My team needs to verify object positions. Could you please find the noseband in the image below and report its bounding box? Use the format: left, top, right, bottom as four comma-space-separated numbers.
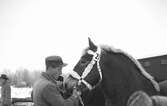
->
70, 47, 102, 90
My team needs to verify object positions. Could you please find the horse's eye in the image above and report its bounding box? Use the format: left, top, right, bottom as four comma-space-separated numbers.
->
80, 59, 88, 65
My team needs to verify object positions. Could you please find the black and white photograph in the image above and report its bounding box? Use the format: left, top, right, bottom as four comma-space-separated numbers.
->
0, 0, 167, 106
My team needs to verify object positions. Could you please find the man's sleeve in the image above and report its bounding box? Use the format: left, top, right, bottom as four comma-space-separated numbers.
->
42, 84, 79, 106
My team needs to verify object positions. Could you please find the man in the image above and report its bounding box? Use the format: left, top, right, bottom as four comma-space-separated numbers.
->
33, 55, 80, 106
0, 74, 11, 106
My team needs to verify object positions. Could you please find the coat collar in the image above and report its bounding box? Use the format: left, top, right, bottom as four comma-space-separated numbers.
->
41, 72, 57, 84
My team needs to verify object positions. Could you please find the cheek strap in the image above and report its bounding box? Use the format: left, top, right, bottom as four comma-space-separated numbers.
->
70, 70, 93, 90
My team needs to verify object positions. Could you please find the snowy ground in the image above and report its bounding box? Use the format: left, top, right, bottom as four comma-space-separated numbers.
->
11, 86, 32, 98
0, 86, 33, 106
0, 86, 32, 98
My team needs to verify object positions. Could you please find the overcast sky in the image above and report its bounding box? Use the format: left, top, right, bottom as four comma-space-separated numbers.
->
0, 0, 167, 73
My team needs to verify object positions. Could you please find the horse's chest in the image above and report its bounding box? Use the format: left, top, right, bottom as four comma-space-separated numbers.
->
105, 99, 114, 106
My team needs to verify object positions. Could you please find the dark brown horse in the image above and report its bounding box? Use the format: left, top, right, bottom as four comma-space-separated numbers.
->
65, 38, 160, 106
64, 74, 106, 106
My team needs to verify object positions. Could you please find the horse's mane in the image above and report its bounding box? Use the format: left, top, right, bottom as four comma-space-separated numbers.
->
100, 45, 160, 92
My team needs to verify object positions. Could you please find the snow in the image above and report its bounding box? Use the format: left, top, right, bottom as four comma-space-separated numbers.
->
0, 86, 32, 98
11, 86, 32, 98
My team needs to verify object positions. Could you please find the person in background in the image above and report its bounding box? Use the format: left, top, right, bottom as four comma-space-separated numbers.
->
0, 74, 11, 106
33, 55, 81, 106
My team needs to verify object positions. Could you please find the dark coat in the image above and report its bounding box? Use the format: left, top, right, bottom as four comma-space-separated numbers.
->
1, 80, 11, 106
33, 72, 79, 106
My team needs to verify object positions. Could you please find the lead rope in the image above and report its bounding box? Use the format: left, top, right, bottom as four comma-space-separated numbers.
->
78, 95, 84, 106
73, 86, 84, 106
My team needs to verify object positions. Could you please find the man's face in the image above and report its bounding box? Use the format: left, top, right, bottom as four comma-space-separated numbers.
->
48, 66, 63, 78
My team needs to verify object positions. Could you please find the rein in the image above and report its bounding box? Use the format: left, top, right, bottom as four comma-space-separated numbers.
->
70, 47, 102, 90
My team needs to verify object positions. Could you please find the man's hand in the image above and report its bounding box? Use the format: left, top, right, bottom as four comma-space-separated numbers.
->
72, 87, 81, 98
56, 81, 63, 87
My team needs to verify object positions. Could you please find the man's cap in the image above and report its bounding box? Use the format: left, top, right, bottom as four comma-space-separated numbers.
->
0, 74, 8, 80
45, 56, 67, 68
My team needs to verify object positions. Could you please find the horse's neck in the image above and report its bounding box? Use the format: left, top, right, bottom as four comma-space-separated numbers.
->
101, 62, 154, 105
98, 52, 158, 105
101, 70, 136, 105
101, 67, 158, 106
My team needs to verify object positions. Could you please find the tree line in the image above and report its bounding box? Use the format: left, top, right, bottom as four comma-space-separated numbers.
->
1, 68, 43, 87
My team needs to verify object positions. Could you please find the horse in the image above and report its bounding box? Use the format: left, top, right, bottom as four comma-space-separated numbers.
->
64, 74, 106, 106
65, 38, 160, 106
79, 85, 106, 106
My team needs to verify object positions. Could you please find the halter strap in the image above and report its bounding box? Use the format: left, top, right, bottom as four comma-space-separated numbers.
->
70, 47, 102, 90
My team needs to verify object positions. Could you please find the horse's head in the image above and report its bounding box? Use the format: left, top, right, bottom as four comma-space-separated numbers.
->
65, 38, 102, 92
65, 73, 106, 106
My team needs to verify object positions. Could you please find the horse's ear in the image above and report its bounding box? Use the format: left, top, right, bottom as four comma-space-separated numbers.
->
88, 37, 97, 51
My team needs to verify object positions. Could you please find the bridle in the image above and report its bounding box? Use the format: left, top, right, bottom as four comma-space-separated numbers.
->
70, 47, 102, 90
